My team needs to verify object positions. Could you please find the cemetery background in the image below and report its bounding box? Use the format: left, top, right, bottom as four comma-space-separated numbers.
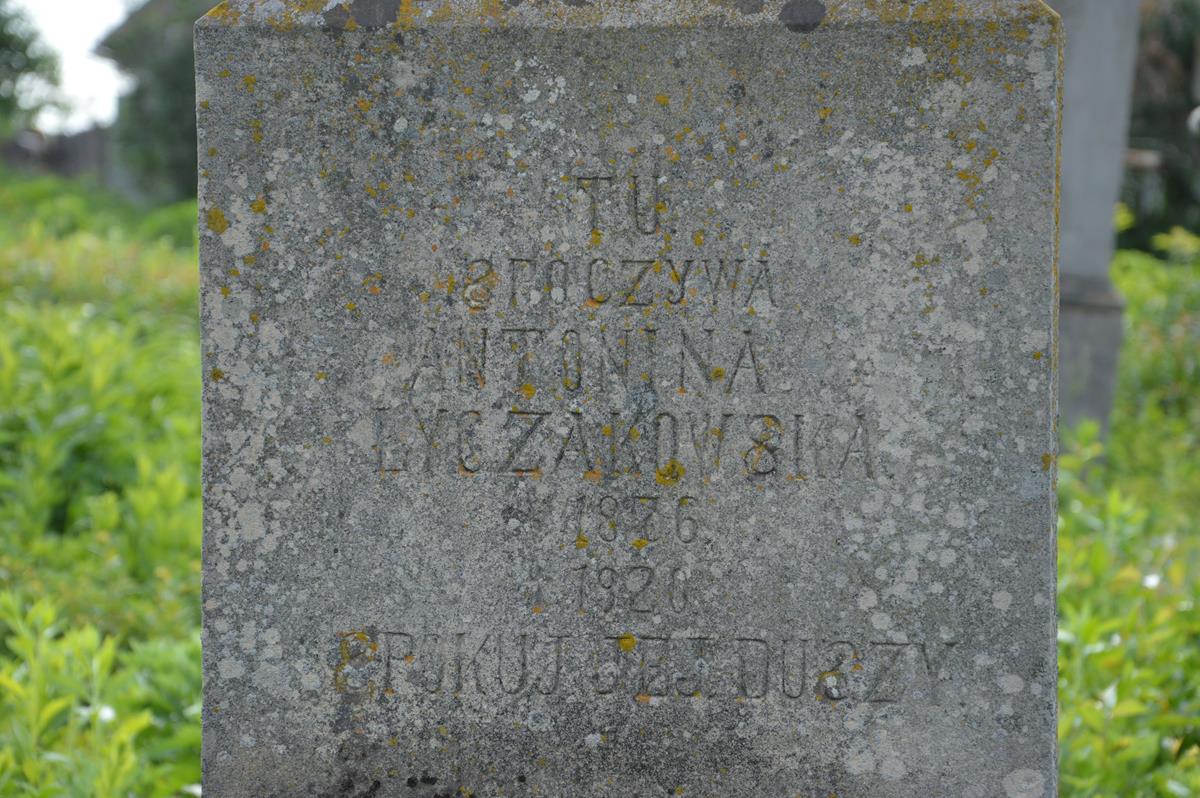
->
0, 0, 1195, 795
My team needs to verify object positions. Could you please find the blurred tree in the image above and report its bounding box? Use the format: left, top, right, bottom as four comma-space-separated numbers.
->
98, 0, 211, 201
1121, 0, 1200, 251
0, 0, 57, 136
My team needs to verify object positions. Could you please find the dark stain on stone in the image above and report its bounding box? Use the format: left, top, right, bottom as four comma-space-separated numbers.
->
779, 0, 826, 33
323, 0, 401, 28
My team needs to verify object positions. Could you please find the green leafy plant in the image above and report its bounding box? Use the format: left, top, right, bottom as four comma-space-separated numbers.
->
1057, 251, 1200, 797
0, 168, 201, 797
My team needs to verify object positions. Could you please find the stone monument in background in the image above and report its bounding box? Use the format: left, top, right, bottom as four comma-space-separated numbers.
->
197, 1, 1062, 795
1052, 0, 1141, 432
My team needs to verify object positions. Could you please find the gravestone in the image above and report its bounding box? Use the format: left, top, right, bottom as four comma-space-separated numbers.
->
1052, 0, 1141, 432
196, 2, 1061, 796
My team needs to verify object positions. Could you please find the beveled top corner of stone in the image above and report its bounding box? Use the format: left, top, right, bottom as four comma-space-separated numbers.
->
197, 0, 1060, 33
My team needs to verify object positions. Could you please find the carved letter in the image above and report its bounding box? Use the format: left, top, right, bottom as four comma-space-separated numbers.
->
629, 174, 662, 235
501, 411, 550, 475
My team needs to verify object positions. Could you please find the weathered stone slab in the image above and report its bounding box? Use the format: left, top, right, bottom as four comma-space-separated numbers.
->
196, 2, 1061, 795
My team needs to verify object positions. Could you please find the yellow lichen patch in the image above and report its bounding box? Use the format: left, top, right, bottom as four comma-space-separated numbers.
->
635, 693, 652, 704
356, 98, 373, 113
205, 3, 242, 24
655, 459, 686, 487
655, 94, 670, 107
322, 436, 333, 445
632, 538, 650, 551
243, 75, 257, 93
590, 228, 603, 248
912, 252, 938, 269
575, 533, 589, 549
382, 353, 396, 366
250, 196, 267, 214
1041, 453, 1055, 471
1033, 351, 1044, 361
956, 169, 982, 189
583, 467, 603, 483
210, 368, 225, 382
818, 107, 833, 120
519, 383, 537, 400
618, 633, 637, 652
394, 0, 417, 29
710, 366, 726, 382
206, 208, 229, 234
848, 234, 862, 247
345, 302, 357, 311
531, 605, 544, 615
693, 230, 705, 247
315, 371, 328, 381
480, 0, 505, 22
904, 203, 914, 213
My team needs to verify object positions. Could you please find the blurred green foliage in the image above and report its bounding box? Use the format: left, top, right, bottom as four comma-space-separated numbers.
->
0, 169, 1197, 794
0, 168, 201, 796
1121, 0, 1200, 251
0, 0, 56, 137
1057, 236, 1200, 795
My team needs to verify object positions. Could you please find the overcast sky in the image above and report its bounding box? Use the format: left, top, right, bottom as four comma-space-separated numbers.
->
13, 0, 134, 133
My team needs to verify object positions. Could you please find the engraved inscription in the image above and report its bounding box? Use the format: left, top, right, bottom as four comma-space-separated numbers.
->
334, 630, 959, 705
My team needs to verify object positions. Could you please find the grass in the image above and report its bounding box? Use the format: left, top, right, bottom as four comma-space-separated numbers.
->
0, 169, 1197, 796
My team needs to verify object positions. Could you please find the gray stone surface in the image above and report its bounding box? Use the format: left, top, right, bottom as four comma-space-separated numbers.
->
1052, 0, 1140, 431
196, 1, 1062, 795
